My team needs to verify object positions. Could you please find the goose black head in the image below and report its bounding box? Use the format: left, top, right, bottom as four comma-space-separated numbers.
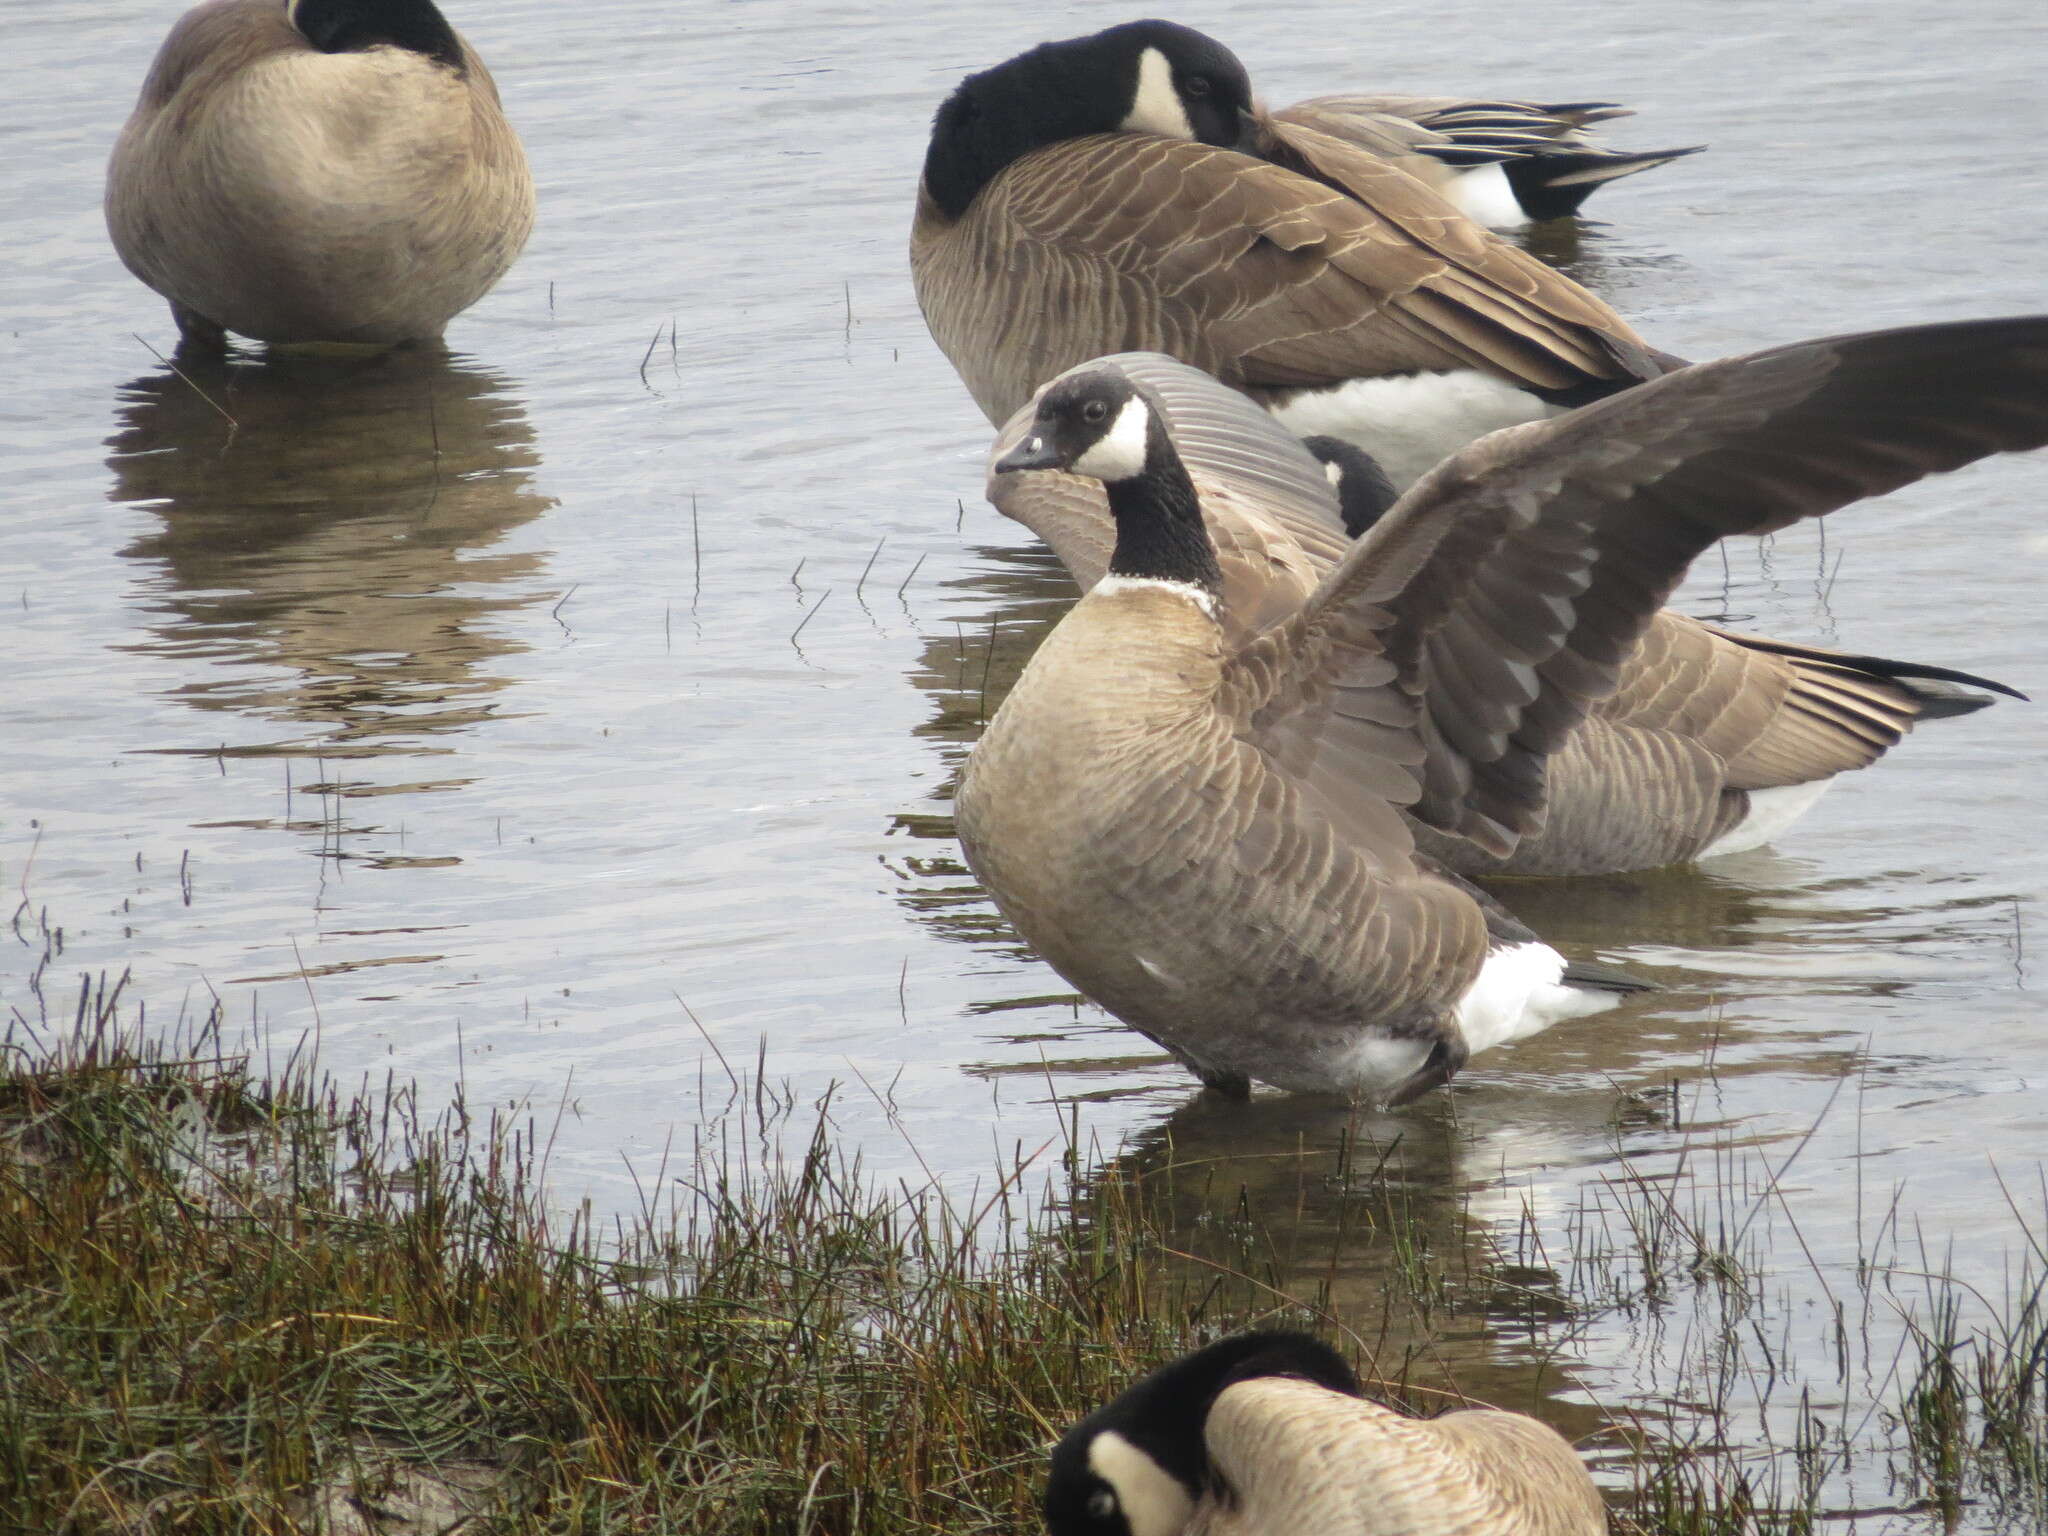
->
1092, 20, 1256, 148
994, 366, 1223, 595
923, 20, 1257, 220
289, 0, 464, 71
1043, 1333, 1360, 1536
994, 367, 1156, 481
1301, 434, 1400, 538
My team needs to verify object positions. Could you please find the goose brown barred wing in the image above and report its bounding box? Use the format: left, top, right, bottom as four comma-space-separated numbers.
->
1240, 118, 1660, 383
912, 127, 1659, 426
1222, 318, 2048, 858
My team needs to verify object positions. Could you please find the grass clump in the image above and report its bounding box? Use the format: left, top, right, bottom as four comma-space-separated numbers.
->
8, 975, 2048, 1534
0, 981, 1300, 1534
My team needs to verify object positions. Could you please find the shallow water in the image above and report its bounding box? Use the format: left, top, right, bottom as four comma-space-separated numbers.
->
5, 0, 2048, 1523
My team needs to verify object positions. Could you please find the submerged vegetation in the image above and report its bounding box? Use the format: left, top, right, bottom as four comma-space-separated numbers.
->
2, 974, 2047, 1533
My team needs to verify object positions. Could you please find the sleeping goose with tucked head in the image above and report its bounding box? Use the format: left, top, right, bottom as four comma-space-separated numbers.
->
957, 319, 2048, 1102
107, 0, 535, 348
911, 19, 1674, 488
984, 353, 2022, 879
1045, 1333, 1607, 1536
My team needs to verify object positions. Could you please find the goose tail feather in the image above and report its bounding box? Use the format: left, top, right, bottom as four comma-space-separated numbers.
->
1505, 144, 1705, 219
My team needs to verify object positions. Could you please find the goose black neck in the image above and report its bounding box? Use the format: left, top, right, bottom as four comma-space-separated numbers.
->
1103, 434, 1223, 596
293, 0, 464, 72
1302, 435, 1399, 539
922, 35, 1139, 221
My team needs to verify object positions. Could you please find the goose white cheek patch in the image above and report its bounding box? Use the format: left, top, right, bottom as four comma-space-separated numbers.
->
1120, 47, 1196, 140
1087, 1430, 1195, 1536
1070, 397, 1151, 481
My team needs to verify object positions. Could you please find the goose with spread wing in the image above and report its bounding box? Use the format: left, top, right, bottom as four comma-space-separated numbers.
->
911, 20, 1677, 489
985, 353, 2020, 879
956, 320, 2048, 1102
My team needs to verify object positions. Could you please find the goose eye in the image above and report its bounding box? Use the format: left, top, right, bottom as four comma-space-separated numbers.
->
1086, 1488, 1119, 1520
1183, 75, 1212, 97
1082, 399, 1110, 424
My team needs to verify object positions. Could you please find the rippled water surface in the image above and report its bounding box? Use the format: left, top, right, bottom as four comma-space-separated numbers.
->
6, 0, 2048, 1523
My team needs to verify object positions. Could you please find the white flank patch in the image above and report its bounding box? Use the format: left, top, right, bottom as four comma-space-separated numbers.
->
1119, 46, 1197, 140
1267, 370, 1561, 490
1070, 395, 1152, 482
1698, 779, 1835, 859
1087, 1431, 1195, 1536
1446, 162, 1528, 230
1328, 1034, 1433, 1097
1091, 573, 1219, 618
1455, 941, 1620, 1054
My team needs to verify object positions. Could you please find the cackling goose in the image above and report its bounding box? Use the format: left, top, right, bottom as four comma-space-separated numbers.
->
957, 321, 2048, 1101
985, 352, 2021, 879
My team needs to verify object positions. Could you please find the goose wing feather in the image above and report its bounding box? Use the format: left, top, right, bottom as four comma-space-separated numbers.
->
1277, 93, 1648, 172
1600, 615, 1934, 785
1243, 119, 1655, 378
1223, 317, 2048, 857
1257, 97, 1503, 190
917, 130, 1653, 423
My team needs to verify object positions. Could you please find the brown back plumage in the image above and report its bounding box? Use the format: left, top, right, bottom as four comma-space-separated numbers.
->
1190, 1378, 1606, 1536
913, 118, 1659, 429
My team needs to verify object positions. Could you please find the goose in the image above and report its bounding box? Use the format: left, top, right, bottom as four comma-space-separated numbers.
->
911, 19, 1677, 488
1045, 1333, 1606, 1536
985, 352, 2022, 880
956, 319, 2048, 1101
1273, 95, 1701, 230
107, 0, 535, 348
1301, 435, 1399, 537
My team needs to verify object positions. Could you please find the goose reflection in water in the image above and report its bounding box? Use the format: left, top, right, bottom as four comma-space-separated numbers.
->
1045, 1087, 1621, 1460
888, 542, 1072, 954
106, 343, 554, 764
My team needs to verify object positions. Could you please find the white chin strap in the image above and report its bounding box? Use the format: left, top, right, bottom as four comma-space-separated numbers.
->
1087, 1431, 1197, 1536
1070, 397, 1151, 481
1119, 48, 1197, 141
